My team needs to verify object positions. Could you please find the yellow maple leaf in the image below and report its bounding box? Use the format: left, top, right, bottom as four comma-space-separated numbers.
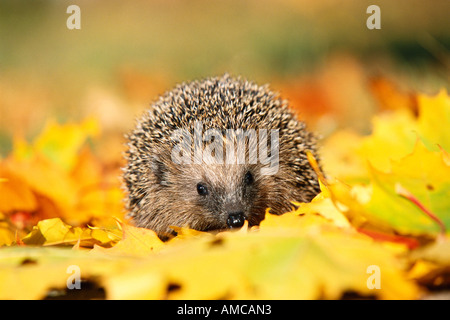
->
159, 212, 419, 299
0, 246, 130, 299
358, 109, 418, 172
92, 221, 164, 257
14, 118, 99, 171
417, 89, 450, 152
323, 89, 450, 180
0, 213, 16, 247
0, 169, 37, 214
21, 218, 117, 248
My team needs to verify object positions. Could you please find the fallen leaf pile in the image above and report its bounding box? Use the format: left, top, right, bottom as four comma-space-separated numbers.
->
0, 88, 449, 300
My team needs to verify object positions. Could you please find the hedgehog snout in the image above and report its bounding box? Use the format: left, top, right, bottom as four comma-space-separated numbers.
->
226, 211, 246, 229
222, 198, 247, 229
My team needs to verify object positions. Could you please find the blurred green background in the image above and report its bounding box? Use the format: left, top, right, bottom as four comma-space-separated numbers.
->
0, 0, 449, 156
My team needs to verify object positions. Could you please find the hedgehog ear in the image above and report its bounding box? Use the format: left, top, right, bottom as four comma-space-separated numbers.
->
151, 155, 168, 186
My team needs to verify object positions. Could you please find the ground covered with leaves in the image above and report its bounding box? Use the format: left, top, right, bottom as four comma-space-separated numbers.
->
0, 85, 449, 300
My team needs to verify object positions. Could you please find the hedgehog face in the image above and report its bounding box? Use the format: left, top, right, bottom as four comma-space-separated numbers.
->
159, 161, 267, 233
130, 150, 284, 240
189, 165, 265, 230
149, 128, 276, 233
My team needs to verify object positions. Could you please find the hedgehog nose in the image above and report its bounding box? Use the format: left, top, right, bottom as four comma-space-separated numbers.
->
227, 212, 245, 229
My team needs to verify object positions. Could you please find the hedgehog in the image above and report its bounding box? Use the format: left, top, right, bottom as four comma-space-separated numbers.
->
123, 74, 320, 240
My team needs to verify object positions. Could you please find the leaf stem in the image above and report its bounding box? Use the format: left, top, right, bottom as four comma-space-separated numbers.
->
395, 183, 446, 236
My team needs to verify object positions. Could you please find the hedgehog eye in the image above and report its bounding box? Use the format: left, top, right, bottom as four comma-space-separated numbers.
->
197, 183, 208, 196
244, 171, 254, 185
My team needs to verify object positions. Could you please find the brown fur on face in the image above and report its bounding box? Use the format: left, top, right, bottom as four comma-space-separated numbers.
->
123, 75, 320, 240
